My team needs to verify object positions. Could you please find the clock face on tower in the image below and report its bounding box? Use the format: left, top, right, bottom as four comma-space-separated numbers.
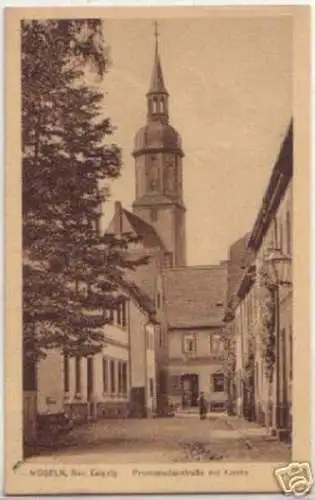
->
164, 154, 177, 194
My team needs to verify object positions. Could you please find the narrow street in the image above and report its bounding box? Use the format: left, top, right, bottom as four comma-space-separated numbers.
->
26, 413, 291, 464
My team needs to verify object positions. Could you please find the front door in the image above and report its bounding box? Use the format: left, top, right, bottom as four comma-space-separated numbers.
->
181, 374, 199, 408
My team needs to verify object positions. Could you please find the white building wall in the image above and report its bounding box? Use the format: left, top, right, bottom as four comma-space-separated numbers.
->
37, 348, 64, 415
129, 299, 147, 388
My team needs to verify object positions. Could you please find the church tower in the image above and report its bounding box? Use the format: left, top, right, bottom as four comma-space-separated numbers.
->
132, 24, 186, 267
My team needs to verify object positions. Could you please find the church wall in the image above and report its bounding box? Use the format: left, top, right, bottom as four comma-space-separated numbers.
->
132, 200, 186, 267
135, 155, 147, 200
175, 207, 186, 266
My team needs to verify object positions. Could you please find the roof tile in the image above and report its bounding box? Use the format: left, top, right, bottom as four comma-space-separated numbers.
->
162, 265, 227, 328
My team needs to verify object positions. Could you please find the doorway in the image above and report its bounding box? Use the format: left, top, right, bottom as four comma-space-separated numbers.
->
181, 373, 199, 408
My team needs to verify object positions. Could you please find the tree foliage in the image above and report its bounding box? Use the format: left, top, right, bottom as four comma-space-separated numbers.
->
22, 19, 148, 359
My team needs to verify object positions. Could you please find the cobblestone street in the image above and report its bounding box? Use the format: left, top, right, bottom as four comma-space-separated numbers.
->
27, 413, 291, 464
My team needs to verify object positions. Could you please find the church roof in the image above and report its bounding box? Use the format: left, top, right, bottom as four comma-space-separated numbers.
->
125, 254, 159, 302
133, 121, 183, 156
106, 203, 166, 251
122, 209, 166, 250
162, 265, 227, 329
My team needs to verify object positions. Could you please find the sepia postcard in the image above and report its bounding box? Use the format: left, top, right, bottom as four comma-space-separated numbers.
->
4, 5, 312, 496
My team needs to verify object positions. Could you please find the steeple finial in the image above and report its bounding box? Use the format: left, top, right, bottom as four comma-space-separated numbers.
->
154, 21, 159, 50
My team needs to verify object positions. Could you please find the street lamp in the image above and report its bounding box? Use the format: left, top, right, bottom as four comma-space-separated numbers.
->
264, 248, 292, 441
264, 248, 292, 287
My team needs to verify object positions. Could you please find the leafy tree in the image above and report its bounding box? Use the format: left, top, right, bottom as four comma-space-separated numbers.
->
22, 19, 148, 360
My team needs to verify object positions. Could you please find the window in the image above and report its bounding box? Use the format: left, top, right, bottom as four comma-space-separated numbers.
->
103, 357, 108, 393
158, 327, 163, 346
110, 360, 115, 394
183, 335, 196, 355
87, 356, 93, 397
149, 378, 154, 397
212, 373, 225, 392
117, 303, 122, 325
75, 356, 81, 394
122, 300, 127, 327
122, 362, 127, 395
117, 361, 128, 395
109, 308, 114, 322
118, 361, 122, 393
64, 355, 69, 393
153, 97, 158, 114
210, 334, 224, 353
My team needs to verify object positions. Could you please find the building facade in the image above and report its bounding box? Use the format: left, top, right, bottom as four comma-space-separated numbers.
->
162, 265, 228, 411
24, 278, 159, 448
226, 122, 293, 441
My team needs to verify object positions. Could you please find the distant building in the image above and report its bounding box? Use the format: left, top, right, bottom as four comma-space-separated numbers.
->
162, 265, 227, 411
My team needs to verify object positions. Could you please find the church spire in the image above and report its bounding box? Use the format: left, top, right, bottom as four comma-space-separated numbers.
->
147, 21, 169, 122
148, 22, 168, 95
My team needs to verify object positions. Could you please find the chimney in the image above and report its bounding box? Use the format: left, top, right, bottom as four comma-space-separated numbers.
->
114, 201, 123, 235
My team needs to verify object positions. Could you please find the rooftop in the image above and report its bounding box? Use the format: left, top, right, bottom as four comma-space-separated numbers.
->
162, 264, 227, 329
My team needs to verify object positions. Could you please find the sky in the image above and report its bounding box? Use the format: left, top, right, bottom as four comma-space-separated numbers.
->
98, 16, 292, 266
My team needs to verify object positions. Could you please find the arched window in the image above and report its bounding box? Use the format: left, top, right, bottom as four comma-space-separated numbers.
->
153, 97, 158, 114
159, 97, 164, 114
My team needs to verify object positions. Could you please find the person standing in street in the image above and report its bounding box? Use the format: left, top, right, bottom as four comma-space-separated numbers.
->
198, 392, 207, 420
